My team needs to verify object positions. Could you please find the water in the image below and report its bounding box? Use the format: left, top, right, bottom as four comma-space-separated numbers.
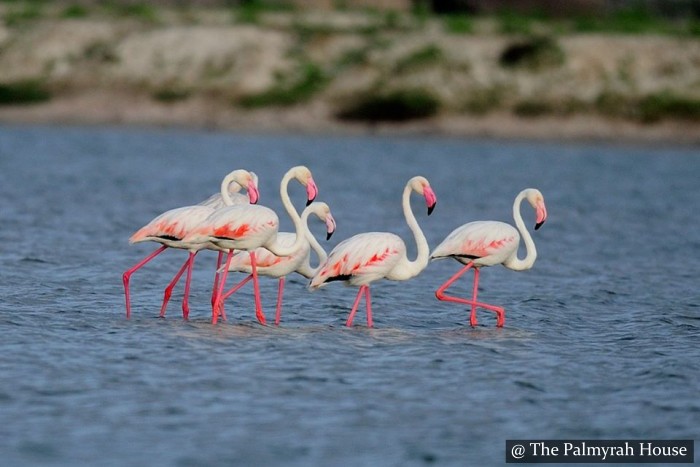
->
0, 124, 698, 466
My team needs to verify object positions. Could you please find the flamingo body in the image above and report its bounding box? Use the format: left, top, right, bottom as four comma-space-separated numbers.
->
310, 232, 405, 287
430, 221, 520, 268
129, 205, 218, 250
228, 232, 309, 276
188, 204, 280, 251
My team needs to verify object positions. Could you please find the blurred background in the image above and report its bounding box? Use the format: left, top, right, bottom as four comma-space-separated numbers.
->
0, 0, 699, 140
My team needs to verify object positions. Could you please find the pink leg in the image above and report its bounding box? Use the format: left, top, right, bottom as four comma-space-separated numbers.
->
212, 252, 227, 322
346, 285, 366, 327
123, 245, 168, 319
274, 277, 285, 326
435, 262, 505, 327
217, 252, 267, 325
470, 267, 505, 327
222, 274, 254, 301
181, 252, 196, 321
365, 285, 373, 328
470, 267, 479, 327
159, 254, 191, 318
211, 251, 223, 307
249, 251, 266, 325
212, 250, 234, 324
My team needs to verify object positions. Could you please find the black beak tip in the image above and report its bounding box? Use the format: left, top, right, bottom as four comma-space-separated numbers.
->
326, 231, 333, 241
427, 203, 436, 216
535, 221, 544, 230
306, 199, 313, 207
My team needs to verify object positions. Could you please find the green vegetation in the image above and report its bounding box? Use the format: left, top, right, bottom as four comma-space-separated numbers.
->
0, 80, 51, 105
393, 44, 444, 74
573, 8, 669, 34
596, 90, 700, 123
60, 4, 88, 19
443, 14, 473, 34
238, 62, 327, 108
152, 86, 192, 103
337, 88, 440, 122
104, 2, 158, 22
2, 2, 43, 26
499, 36, 565, 70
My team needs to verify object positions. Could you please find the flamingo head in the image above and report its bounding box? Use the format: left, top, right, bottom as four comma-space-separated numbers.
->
525, 188, 547, 230
291, 166, 318, 206
304, 202, 336, 240
409, 176, 437, 215
324, 210, 336, 241
223, 169, 259, 204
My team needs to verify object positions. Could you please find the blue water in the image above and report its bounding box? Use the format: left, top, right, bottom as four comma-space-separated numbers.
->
0, 124, 698, 466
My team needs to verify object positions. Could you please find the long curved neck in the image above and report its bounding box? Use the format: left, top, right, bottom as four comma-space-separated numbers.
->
220, 173, 238, 206
264, 199, 309, 257
505, 191, 537, 271
292, 213, 328, 277
280, 171, 300, 224
393, 184, 430, 280
304, 227, 327, 271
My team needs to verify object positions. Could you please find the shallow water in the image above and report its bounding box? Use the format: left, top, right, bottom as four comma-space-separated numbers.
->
0, 124, 698, 466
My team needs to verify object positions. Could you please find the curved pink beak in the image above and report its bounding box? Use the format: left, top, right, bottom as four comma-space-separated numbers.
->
306, 177, 318, 206
325, 212, 336, 241
535, 200, 547, 230
247, 180, 259, 205
423, 186, 437, 215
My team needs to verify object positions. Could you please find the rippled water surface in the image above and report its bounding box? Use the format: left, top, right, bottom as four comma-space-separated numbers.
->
1, 125, 698, 466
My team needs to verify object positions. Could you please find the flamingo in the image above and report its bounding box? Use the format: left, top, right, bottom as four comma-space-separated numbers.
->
223, 202, 336, 325
198, 171, 259, 310
430, 188, 548, 327
123, 169, 258, 320
182, 166, 319, 324
309, 176, 437, 328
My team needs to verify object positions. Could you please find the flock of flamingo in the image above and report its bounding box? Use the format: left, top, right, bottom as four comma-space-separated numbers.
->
123, 166, 547, 328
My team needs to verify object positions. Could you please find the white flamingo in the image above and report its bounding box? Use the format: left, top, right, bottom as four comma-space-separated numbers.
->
309, 176, 437, 328
182, 166, 319, 324
430, 188, 548, 327
222, 202, 336, 325
123, 169, 258, 319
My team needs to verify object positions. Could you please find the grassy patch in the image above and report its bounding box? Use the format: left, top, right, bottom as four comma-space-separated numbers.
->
238, 62, 327, 108
3, 2, 43, 26
61, 4, 89, 19
104, 2, 158, 22
443, 14, 474, 34
596, 90, 700, 122
499, 36, 565, 71
638, 91, 700, 123
572, 7, 668, 34
0, 80, 51, 105
393, 44, 444, 74
336, 88, 440, 122
152, 87, 192, 104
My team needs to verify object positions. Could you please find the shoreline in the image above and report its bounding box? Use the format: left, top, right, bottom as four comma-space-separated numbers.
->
1, 91, 699, 146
